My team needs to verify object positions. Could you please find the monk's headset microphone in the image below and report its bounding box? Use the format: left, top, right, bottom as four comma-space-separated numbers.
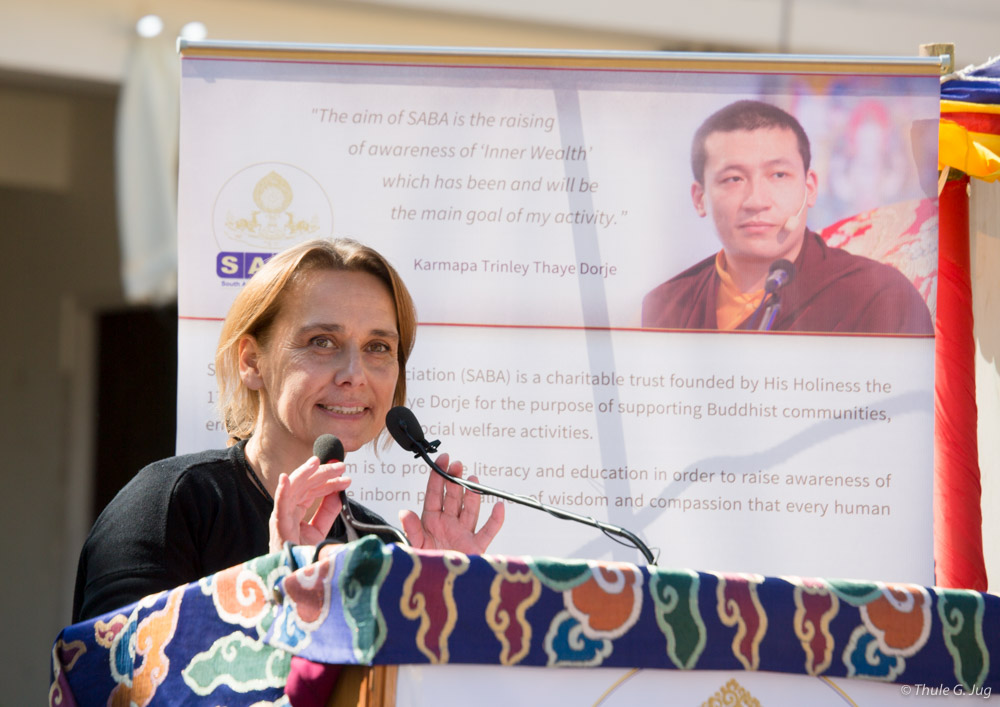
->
779, 189, 810, 236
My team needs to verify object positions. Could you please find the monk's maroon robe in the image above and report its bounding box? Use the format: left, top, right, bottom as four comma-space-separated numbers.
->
641, 232, 933, 335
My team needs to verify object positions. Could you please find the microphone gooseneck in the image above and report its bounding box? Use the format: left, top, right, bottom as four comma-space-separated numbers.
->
311, 433, 409, 546
386, 406, 656, 565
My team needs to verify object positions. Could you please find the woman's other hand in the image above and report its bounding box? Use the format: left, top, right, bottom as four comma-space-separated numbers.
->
398, 453, 505, 554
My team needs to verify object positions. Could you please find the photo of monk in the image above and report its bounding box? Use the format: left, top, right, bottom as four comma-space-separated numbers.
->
641, 99, 934, 334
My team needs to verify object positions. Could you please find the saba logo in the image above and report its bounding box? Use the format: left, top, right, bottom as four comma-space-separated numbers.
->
216, 251, 277, 279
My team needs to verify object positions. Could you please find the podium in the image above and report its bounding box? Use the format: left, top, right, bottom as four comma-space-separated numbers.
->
51, 537, 998, 705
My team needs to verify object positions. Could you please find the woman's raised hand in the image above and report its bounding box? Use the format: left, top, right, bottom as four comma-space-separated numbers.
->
268, 456, 352, 553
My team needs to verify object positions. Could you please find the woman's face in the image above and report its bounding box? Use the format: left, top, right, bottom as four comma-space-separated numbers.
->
242, 268, 400, 455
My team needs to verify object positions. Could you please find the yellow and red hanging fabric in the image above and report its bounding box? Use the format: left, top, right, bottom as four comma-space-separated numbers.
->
940, 57, 1000, 181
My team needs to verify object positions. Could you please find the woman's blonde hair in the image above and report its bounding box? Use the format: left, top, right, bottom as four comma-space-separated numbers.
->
215, 238, 416, 444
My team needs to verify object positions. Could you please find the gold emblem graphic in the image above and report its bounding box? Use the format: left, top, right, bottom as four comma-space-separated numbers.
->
222, 169, 322, 247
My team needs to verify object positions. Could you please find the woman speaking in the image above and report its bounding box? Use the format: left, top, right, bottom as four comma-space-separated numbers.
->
73, 238, 504, 622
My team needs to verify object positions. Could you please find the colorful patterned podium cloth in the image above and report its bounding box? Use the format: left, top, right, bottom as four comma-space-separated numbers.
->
51, 537, 999, 705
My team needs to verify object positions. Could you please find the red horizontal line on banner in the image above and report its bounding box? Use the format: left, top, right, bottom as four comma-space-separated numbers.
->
418, 322, 934, 337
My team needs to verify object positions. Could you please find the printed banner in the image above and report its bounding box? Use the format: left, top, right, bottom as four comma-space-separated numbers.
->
178, 45, 940, 583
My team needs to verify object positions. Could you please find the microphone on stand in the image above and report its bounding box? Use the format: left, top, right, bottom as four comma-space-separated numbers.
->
313, 434, 410, 546
385, 406, 657, 565
758, 259, 796, 331
764, 259, 795, 294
